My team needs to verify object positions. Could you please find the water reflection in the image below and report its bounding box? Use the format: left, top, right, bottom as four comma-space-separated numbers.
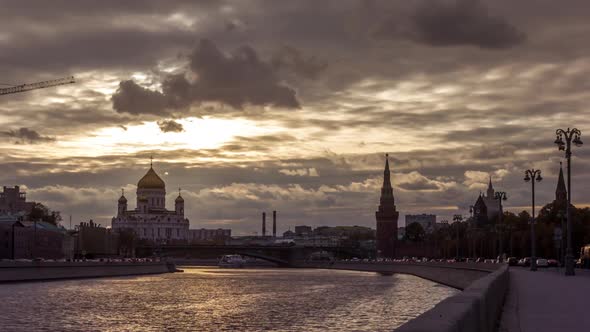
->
0, 267, 457, 332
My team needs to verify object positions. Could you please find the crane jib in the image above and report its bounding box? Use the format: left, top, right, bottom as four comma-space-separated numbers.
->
0, 76, 76, 96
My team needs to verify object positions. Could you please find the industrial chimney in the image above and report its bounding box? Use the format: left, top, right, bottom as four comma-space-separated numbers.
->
272, 210, 277, 237
262, 212, 266, 237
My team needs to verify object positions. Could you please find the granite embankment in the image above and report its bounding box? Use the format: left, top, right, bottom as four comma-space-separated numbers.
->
318, 261, 508, 332
0, 261, 176, 282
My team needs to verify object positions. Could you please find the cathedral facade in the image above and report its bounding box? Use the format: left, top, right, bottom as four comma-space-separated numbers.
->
111, 164, 189, 243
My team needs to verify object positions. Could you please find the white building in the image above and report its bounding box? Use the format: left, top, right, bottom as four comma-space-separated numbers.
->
111, 164, 189, 243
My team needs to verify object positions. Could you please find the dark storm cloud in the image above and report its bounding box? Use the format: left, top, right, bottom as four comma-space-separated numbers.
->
112, 39, 300, 115
1, 128, 55, 144
271, 46, 328, 80
112, 80, 168, 116
157, 120, 184, 133
375, 0, 525, 49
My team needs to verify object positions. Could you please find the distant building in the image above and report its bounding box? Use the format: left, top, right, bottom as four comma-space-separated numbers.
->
0, 216, 68, 259
282, 230, 295, 239
189, 228, 231, 244
472, 177, 501, 225
74, 220, 119, 258
294, 225, 313, 236
0, 186, 35, 215
405, 214, 436, 233
375, 154, 399, 259
553, 163, 568, 211
111, 163, 189, 243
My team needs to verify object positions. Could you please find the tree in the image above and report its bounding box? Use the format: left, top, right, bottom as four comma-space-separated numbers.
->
405, 222, 426, 242
27, 203, 62, 226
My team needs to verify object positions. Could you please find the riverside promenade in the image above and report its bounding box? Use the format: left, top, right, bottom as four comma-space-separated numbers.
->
500, 267, 590, 332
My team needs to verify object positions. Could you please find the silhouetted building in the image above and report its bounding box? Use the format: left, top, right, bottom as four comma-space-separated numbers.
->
471, 176, 501, 226
375, 154, 399, 258
405, 214, 436, 233
74, 220, 119, 258
189, 228, 231, 244
283, 229, 295, 239
294, 225, 312, 236
554, 162, 568, 211
0, 186, 35, 215
0, 217, 68, 259
472, 194, 489, 226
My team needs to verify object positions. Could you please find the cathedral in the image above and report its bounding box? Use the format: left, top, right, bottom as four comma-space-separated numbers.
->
472, 177, 501, 225
111, 162, 190, 243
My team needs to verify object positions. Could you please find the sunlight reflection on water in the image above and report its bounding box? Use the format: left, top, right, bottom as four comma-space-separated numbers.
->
0, 267, 457, 332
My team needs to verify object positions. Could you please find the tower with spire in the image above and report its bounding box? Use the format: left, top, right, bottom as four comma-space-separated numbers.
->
554, 162, 568, 210
375, 154, 399, 259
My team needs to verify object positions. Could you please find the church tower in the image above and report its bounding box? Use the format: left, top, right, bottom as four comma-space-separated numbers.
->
375, 154, 399, 259
117, 189, 127, 217
175, 188, 184, 216
554, 162, 567, 210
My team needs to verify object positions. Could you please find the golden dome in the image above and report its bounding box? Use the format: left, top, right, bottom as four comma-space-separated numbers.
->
137, 167, 165, 189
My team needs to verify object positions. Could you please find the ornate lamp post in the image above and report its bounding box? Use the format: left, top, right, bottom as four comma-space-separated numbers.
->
494, 192, 508, 262
453, 214, 463, 259
524, 169, 542, 271
555, 128, 583, 276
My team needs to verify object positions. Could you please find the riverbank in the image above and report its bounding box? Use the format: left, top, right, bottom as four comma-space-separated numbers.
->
0, 261, 175, 283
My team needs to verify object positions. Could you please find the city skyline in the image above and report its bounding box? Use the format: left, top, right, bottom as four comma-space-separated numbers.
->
1, 1, 589, 234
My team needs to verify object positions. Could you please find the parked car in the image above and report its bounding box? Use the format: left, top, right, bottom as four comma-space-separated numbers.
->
518, 257, 531, 267
507, 257, 518, 266
547, 259, 559, 267
536, 258, 549, 267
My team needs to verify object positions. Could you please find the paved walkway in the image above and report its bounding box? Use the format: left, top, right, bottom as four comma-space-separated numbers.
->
500, 267, 590, 332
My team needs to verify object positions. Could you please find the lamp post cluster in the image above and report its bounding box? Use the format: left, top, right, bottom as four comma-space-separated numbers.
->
554, 128, 583, 276
524, 169, 542, 271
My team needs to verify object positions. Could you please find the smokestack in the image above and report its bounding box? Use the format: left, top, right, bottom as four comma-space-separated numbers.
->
262, 212, 266, 236
273, 210, 277, 237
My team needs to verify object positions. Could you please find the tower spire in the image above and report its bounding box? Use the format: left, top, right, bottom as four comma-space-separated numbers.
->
150, 155, 153, 168
378, 153, 395, 211
556, 161, 567, 205
375, 153, 399, 259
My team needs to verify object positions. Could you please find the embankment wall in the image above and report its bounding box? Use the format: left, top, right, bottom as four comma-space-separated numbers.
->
0, 261, 172, 282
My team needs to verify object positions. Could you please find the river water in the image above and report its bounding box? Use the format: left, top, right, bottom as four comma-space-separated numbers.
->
0, 267, 457, 332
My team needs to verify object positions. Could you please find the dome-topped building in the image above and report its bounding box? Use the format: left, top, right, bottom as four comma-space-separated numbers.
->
137, 167, 165, 189
111, 160, 189, 243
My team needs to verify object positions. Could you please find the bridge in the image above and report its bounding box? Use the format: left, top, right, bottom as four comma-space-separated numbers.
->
136, 244, 360, 267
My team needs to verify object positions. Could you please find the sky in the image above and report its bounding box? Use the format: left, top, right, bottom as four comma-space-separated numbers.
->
1, 0, 589, 235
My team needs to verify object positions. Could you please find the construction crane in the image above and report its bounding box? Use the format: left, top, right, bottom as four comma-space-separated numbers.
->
0, 76, 75, 96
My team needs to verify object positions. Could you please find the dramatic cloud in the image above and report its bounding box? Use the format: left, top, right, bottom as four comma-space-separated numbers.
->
3, 0, 590, 233
112, 80, 168, 115
2, 128, 55, 144
112, 39, 300, 115
271, 46, 328, 80
157, 120, 184, 133
375, 0, 525, 49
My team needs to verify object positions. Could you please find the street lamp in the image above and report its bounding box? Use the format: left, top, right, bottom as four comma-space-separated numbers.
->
453, 214, 463, 259
555, 128, 583, 276
494, 191, 508, 262
524, 169, 542, 271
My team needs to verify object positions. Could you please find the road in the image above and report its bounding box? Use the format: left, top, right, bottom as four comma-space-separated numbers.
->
500, 267, 590, 332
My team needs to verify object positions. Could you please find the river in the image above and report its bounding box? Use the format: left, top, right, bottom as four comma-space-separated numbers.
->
0, 267, 457, 331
